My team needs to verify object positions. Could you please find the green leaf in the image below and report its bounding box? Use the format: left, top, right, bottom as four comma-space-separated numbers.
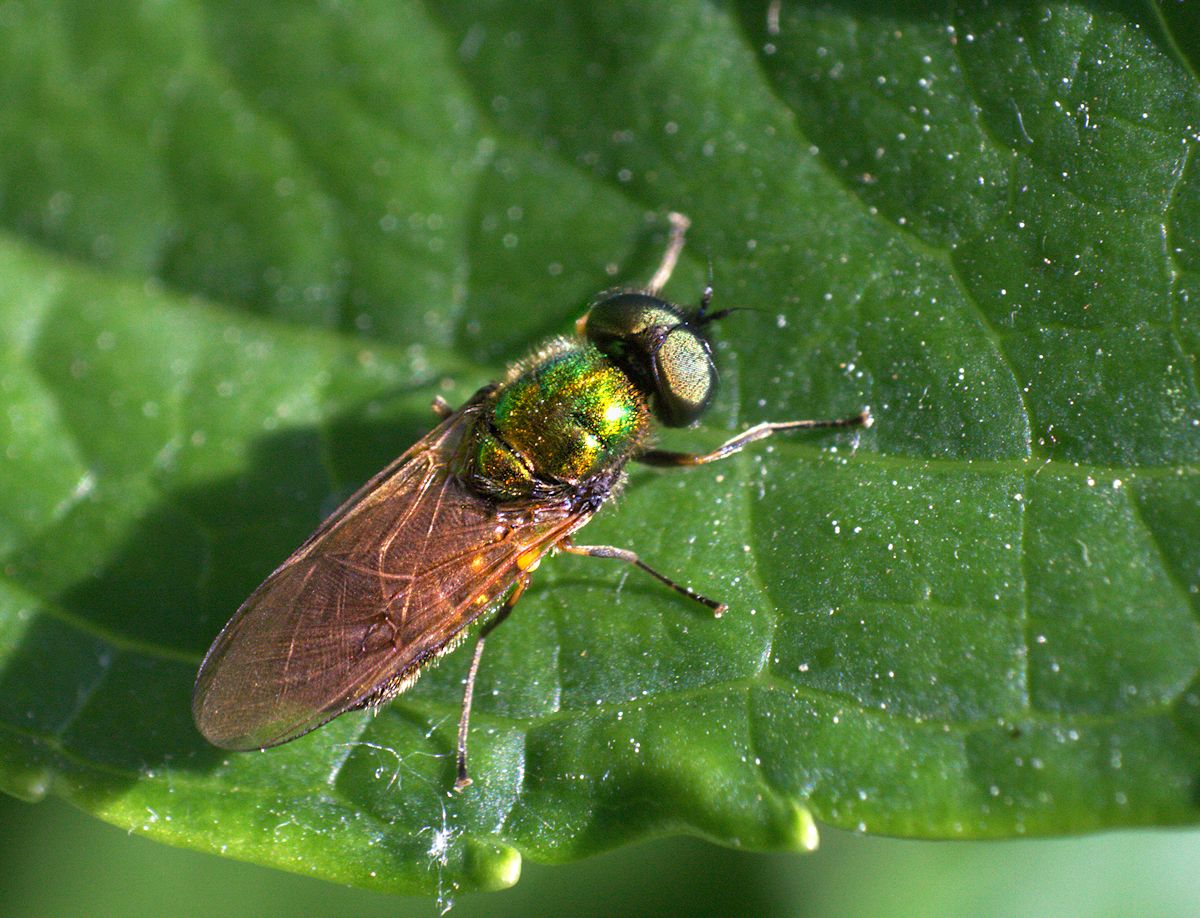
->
1, 0, 1198, 899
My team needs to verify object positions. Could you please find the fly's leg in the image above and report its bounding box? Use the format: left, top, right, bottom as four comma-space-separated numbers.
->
575, 212, 693, 337
559, 537, 727, 616
454, 573, 530, 792
638, 409, 872, 467
646, 211, 691, 295
431, 395, 454, 419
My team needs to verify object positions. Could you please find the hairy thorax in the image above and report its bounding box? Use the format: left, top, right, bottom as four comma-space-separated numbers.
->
460, 339, 650, 500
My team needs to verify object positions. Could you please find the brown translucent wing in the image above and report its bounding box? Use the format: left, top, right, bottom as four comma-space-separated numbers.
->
192, 406, 585, 750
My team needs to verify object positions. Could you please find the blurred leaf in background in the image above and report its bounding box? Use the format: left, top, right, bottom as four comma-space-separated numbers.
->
0, 0, 1198, 908
5, 793, 1200, 917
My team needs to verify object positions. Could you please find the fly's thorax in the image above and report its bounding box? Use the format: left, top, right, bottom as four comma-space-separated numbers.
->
463, 342, 649, 499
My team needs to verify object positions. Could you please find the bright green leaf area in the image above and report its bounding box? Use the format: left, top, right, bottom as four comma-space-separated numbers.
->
1, 0, 1199, 898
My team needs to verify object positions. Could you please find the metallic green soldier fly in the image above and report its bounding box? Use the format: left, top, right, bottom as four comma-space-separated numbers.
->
192, 213, 872, 789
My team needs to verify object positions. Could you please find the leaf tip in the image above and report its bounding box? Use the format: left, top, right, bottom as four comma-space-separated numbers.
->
2, 766, 52, 803
494, 845, 522, 888
465, 839, 522, 891
789, 803, 820, 852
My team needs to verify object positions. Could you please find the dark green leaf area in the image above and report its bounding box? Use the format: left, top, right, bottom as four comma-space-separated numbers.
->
741, 1, 1200, 466
752, 683, 1200, 838
1, 0, 1199, 900
759, 460, 1028, 724
1027, 472, 1200, 715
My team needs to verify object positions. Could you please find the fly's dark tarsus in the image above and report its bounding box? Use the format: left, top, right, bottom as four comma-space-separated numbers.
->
191, 212, 872, 791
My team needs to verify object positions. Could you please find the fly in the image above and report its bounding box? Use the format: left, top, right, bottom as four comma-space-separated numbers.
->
192, 213, 872, 790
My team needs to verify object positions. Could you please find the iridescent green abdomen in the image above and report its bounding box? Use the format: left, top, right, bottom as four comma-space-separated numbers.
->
462, 339, 649, 500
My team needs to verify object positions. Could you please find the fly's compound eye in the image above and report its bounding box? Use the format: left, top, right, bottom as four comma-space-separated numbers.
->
584, 292, 716, 427
653, 325, 715, 426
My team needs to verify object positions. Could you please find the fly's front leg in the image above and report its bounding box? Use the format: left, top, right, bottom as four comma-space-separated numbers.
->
575, 212, 694, 337
559, 537, 726, 616
454, 573, 530, 792
638, 408, 872, 467
646, 211, 692, 295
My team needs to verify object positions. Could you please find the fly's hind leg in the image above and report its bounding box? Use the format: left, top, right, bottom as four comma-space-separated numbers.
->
637, 409, 873, 467
431, 395, 454, 419
559, 537, 727, 616
454, 573, 531, 792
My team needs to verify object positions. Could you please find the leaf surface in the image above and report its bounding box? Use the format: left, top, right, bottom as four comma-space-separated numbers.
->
0, 0, 1198, 895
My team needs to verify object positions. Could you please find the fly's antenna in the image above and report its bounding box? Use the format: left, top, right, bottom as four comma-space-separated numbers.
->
694, 271, 739, 327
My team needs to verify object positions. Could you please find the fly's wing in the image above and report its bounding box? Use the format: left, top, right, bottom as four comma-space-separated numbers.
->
192, 407, 583, 750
